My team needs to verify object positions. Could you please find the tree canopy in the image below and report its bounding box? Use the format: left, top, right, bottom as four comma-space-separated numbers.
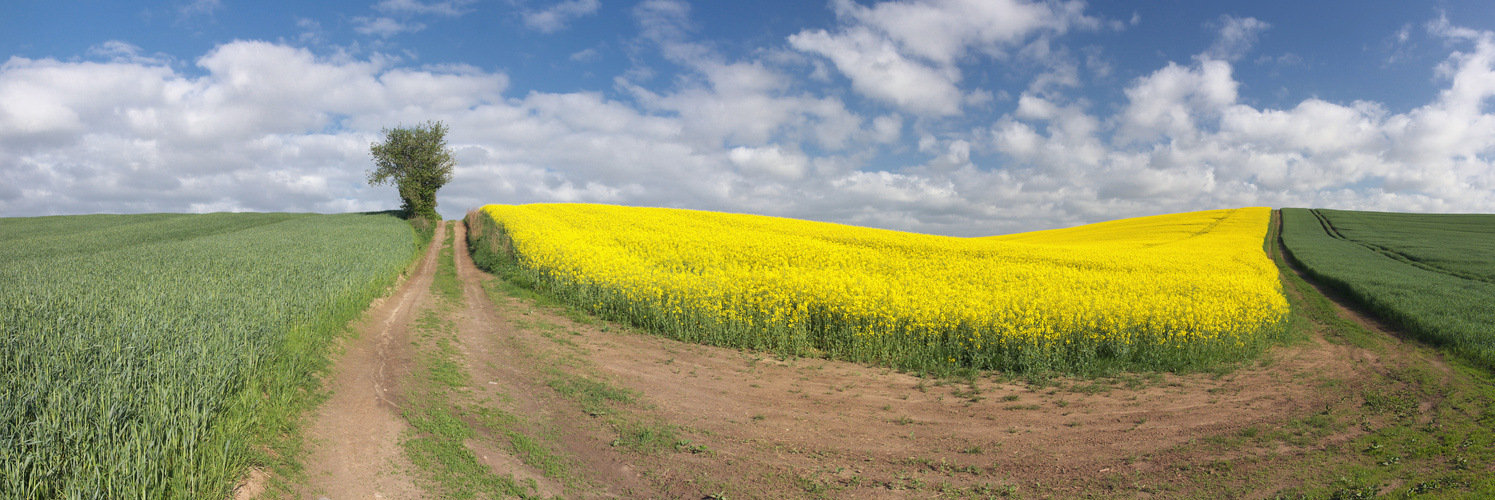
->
367, 121, 456, 221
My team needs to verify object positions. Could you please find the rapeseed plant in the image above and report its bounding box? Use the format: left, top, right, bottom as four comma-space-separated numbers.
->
470, 205, 1287, 373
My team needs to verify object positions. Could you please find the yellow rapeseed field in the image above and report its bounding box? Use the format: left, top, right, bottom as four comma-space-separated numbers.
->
472, 204, 1288, 372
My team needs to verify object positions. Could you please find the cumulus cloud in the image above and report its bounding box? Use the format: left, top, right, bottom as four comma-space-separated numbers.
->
790, 0, 1098, 116
832, 0, 1095, 64
524, 0, 602, 33
0, 32, 867, 225
789, 27, 965, 116
3, 3, 1495, 237
618, 2, 884, 153
1116, 59, 1237, 143
729, 145, 809, 180
0, 42, 503, 216
871, 114, 903, 143
976, 18, 1495, 229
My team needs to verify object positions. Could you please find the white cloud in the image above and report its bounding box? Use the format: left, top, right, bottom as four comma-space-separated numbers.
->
992, 93, 1105, 176
524, 0, 602, 33
829, 0, 1094, 65
834, 170, 959, 204
0, 35, 855, 223
729, 145, 809, 179
353, 0, 473, 38
632, 0, 712, 64
0, 41, 505, 217
619, 4, 884, 153
353, 17, 426, 37
975, 19, 1495, 229
790, 0, 1098, 116
871, 114, 902, 143
1428, 14, 1482, 42
1116, 59, 1237, 143
1204, 15, 1269, 62
294, 18, 325, 45
789, 27, 964, 116
634, 0, 692, 43
4, 9, 1495, 237
87, 41, 172, 66
569, 48, 600, 62
373, 0, 475, 17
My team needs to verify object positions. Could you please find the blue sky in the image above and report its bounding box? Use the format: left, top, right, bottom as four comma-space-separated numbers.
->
2, 0, 1494, 235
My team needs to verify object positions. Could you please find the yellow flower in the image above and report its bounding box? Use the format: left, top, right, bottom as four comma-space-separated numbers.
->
479, 204, 1288, 368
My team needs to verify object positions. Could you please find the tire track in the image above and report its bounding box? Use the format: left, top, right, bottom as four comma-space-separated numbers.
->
1310, 209, 1495, 285
295, 221, 445, 500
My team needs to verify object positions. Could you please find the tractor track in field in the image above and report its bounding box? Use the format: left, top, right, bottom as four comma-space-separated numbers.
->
1280, 211, 1464, 362
1307, 208, 1494, 286
1275, 212, 1458, 382
244, 213, 1467, 499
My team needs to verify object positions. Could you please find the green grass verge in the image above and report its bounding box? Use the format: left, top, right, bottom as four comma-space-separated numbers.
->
1214, 210, 1495, 498
400, 228, 542, 499
431, 222, 462, 302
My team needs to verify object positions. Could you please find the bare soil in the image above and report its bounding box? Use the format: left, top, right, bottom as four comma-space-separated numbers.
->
445, 219, 657, 498
294, 221, 442, 499
468, 258, 1378, 498
269, 218, 1470, 499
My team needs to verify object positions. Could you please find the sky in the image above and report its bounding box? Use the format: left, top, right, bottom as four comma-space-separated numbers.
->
1, 0, 1493, 236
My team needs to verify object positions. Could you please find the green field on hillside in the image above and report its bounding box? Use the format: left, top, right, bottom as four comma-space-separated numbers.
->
1280, 208, 1495, 369
0, 213, 419, 499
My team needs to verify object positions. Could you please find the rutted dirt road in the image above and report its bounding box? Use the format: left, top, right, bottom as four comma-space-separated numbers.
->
278, 216, 1477, 499
295, 220, 654, 499
296, 221, 435, 499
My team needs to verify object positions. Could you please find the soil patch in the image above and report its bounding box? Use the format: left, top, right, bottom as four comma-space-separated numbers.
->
293, 222, 443, 499
446, 220, 656, 498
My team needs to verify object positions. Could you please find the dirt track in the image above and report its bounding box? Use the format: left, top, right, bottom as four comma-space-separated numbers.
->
293, 221, 654, 499
295, 221, 438, 499
276, 217, 1464, 498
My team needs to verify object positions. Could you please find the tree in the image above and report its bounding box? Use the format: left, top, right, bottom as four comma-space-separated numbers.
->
367, 121, 456, 221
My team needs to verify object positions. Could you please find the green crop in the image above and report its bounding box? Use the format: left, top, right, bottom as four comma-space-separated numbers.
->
0, 212, 418, 499
1280, 208, 1495, 369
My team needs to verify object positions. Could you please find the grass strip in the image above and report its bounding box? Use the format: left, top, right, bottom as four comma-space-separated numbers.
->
1232, 210, 1495, 498
399, 228, 542, 498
